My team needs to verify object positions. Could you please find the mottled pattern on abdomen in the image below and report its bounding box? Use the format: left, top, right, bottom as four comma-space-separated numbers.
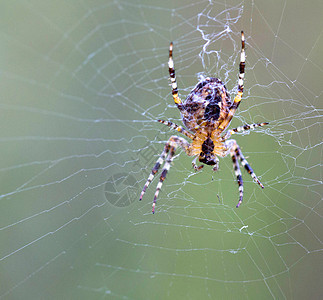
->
181, 77, 231, 134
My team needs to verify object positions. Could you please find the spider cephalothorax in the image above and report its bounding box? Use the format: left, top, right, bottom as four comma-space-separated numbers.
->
140, 32, 268, 213
199, 137, 217, 165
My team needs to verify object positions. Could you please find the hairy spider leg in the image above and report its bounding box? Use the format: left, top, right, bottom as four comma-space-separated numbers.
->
231, 140, 264, 207
231, 122, 268, 134
221, 122, 269, 141
139, 144, 170, 201
158, 119, 205, 171
219, 31, 245, 131
236, 146, 264, 189
168, 42, 182, 107
230, 148, 243, 208
152, 146, 175, 214
140, 136, 191, 213
158, 119, 194, 140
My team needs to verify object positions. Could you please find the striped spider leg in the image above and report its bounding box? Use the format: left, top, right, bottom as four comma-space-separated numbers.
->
226, 139, 265, 208
218, 31, 246, 132
139, 42, 194, 213
217, 31, 268, 207
221, 122, 269, 208
221, 123, 269, 142
139, 133, 193, 214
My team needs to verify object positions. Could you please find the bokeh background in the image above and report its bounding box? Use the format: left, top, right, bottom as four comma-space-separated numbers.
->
0, 1, 322, 299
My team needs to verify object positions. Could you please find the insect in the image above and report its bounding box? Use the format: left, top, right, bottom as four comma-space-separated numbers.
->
140, 31, 268, 213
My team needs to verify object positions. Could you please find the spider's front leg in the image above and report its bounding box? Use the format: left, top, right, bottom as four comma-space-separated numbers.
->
140, 136, 192, 213
228, 139, 264, 208
230, 146, 244, 208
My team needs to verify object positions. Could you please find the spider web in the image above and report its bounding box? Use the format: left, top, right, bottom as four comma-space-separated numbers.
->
0, 0, 322, 299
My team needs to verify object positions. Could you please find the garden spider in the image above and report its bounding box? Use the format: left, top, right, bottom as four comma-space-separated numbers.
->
140, 31, 268, 213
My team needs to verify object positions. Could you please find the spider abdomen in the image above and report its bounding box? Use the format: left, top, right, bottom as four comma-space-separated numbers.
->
181, 77, 231, 133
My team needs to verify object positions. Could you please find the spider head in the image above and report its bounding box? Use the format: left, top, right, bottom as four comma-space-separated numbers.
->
199, 137, 218, 169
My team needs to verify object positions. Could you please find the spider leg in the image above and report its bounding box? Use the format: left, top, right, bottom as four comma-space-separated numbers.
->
168, 42, 183, 108
230, 148, 243, 208
219, 31, 245, 131
236, 146, 264, 189
158, 119, 194, 140
139, 144, 170, 201
140, 136, 191, 213
221, 122, 269, 141
231, 122, 268, 134
152, 145, 176, 213
230, 140, 264, 207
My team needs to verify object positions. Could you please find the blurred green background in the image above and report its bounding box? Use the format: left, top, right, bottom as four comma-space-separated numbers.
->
0, 1, 322, 299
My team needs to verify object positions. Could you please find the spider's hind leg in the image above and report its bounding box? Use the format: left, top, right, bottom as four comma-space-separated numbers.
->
168, 42, 183, 110
219, 31, 245, 131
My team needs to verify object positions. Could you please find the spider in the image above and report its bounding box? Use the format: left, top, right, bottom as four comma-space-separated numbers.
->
140, 31, 268, 213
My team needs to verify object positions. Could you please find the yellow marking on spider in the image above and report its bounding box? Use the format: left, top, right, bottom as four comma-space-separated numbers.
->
172, 92, 182, 105
234, 91, 243, 103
